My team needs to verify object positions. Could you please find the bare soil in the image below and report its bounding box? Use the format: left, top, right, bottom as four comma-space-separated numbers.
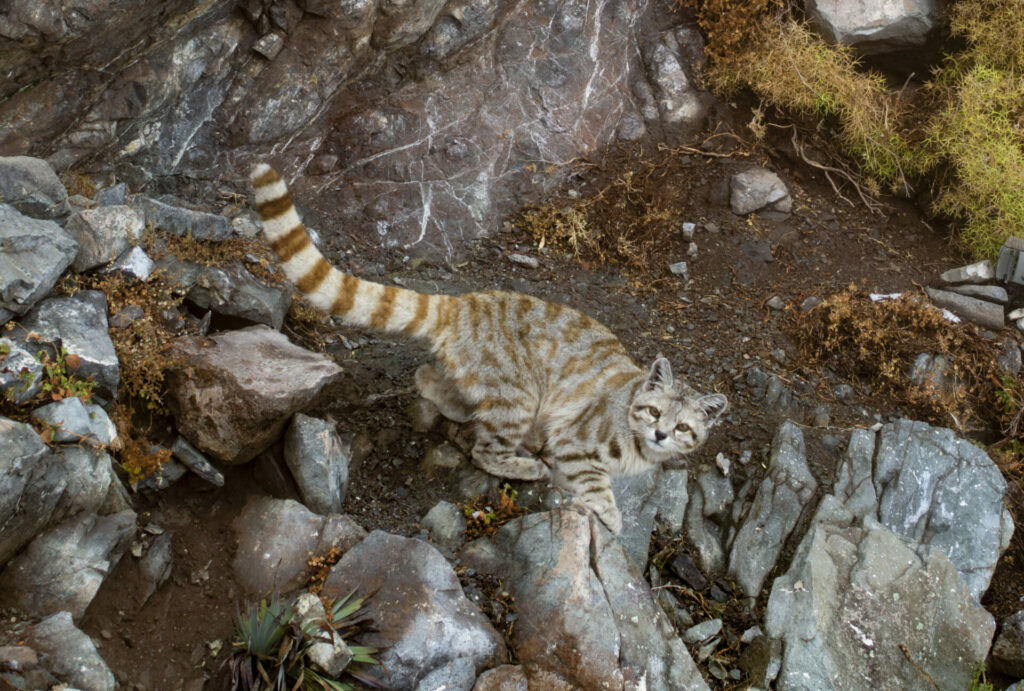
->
69, 142, 1024, 689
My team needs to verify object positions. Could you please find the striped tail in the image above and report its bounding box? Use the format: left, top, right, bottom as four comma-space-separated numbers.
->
250, 164, 450, 338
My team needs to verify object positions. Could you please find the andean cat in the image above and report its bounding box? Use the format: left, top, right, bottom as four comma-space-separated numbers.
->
250, 164, 727, 533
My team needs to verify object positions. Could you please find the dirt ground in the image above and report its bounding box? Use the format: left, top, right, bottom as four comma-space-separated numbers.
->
68, 141, 1024, 689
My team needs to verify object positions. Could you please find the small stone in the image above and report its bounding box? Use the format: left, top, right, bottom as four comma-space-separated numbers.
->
800, 296, 822, 312
668, 261, 689, 278
948, 284, 1008, 303
94, 183, 127, 207
740, 626, 764, 644
1009, 307, 1024, 321
109, 304, 145, 328
171, 436, 226, 487
669, 552, 708, 591
766, 295, 785, 310
684, 618, 723, 644
130, 541, 144, 558
704, 222, 719, 233
940, 260, 994, 284
698, 637, 720, 661
508, 253, 540, 269
715, 453, 730, 476
421, 443, 464, 471
253, 31, 285, 60
681, 222, 696, 240
687, 242, 698, 258
106, 246, 154, 281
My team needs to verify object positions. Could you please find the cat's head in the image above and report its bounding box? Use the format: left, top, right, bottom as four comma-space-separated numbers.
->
628, 357, 728, 461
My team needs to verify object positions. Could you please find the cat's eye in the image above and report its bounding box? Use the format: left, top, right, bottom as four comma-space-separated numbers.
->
646, 406, 660, 419
676, 423, 691, 433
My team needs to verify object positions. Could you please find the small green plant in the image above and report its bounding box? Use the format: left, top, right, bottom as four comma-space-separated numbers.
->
230, 590, 378, 691
34, 346, 95, 402
969, 660, 993, 691
463, 483, 529, 539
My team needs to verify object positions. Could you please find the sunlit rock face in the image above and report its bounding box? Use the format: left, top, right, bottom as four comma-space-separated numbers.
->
0, 1, 706, 260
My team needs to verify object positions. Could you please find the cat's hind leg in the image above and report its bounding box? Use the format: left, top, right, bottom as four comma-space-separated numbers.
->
415, 364, 473, 423
552, 451, 622, 534
469, 403, 550, 482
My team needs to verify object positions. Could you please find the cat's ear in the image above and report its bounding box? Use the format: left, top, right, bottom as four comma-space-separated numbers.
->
645, 357, 674, 391
698, 393, 728, 424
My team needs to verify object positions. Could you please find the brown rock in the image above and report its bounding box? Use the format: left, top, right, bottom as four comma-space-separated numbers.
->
166, 325, 342, 464
472, 665, 528, 691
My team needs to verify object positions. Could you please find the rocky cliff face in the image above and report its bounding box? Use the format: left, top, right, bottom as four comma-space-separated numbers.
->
0, 0, 708, 260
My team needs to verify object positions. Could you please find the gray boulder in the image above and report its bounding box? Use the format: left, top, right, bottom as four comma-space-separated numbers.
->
0, 336, 44, 403
873, 419, 1012, 601
232, 496, 365, 593
807, 0, 941, 55
0, 509, 136, 620
17, 291, 119, 396
461, 510, 708, 690
166, 325, 342, 464
31, 396, 118, 447
415, 657, 477, 691
729, 421, 817, 597
0, 205, 78, 320
730, 167, 792, 215
153, 254, 291, 330
0, 422, 121, 567
106, 245, 154, 281
283, 414, 350, 514
26, 611, 116, 691
992, 610, 1024, 678
322, 531, 507, 689
0, 156, 69, 218
133, 196, 231, 241
64, 205, 144, 272
765, 496, 994, 690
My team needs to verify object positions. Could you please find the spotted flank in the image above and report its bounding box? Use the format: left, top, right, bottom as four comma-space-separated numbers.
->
250, 164, 728, 534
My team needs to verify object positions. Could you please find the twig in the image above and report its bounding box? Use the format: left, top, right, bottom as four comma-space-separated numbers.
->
898, 643, 940, 690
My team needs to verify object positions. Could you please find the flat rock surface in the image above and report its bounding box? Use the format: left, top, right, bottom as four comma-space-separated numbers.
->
166, 325, 343, 464
0, 205, 78, 319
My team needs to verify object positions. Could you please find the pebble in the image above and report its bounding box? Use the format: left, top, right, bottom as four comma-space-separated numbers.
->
508, 253, 540, 269
766, 295, 785, 310
715, 452, 730, 477
740, 626, 764, 644
687, 242, 698, 258
940, 260, 994, 284
800, 296, 822, 312
1009, 308, 1024, 321
668, 261, 689, 278
684, 618, 723, 644
681, 222, 696, 241
704, 222, 719, 233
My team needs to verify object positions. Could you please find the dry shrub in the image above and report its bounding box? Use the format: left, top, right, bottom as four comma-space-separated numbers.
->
795, 290, 1014, 437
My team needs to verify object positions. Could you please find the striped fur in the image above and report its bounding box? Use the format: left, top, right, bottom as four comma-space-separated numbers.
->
251, 164, 727, 534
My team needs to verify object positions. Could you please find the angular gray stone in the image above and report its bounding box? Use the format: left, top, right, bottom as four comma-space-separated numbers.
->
728, 421, 817, 597
421, 500, 468, 552
154, 255, 292, 330
17, 291, 119, 396
730, 167, 792, 215
0, 336, 44, 403
323, 531, 507, 689
808, 0, 941, 55
684, 467, 734, 575
138, 531, 174, 605
683, 618, 722, 644
610, 470, 659, 568
170, 436, 224, 486
166, 326, 342, 464
0, 424, 120, 567
0, 510, 136, 620
94, 183, 127, 207
283, 413, 350, 514
252, 31, 285, 60
643, 30, 705, 130
948, 284, 1008, 303
133, 196, 231, 242
874, 419, 1012, 601
472, 665, 528, 691
293, 592, 354, 677
652, 468, 689, 534
31, 397, 117, 447
27, 611, 115, 691
832, 428, 879, 519
0, 205, 78, 318
992, 610, 1024, 678
232, 496, 366, 594
461, 510, 708, 690
940, 259, 995, 284
106, 246, 154, 281
64, 205, 143, 272
924, 286, 1004, 329
0, 156, 69, 218
415, 657, 477, 691
765, 496, 993, 690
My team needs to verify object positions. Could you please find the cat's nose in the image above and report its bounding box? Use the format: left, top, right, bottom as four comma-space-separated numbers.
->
654, 430, 667, 442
